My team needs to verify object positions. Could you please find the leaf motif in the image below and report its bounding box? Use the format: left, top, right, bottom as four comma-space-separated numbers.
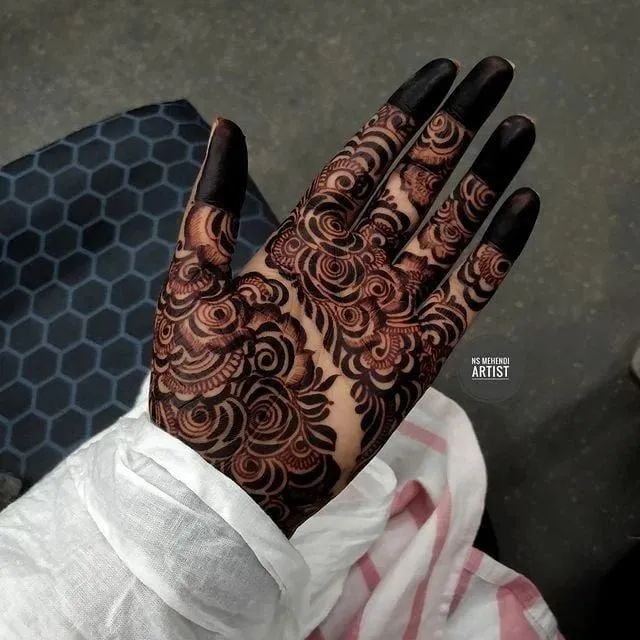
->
307, 423, 337, 452
316, 373, 338, 393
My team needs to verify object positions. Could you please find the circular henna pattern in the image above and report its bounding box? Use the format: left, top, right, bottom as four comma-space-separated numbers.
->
151, 202, 342, 534
408, 111, 470, 174
152, 98, 522, 534
263, 106, 511, 474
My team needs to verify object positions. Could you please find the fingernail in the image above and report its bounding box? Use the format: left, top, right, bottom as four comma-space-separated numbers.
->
195, 117, 248, 211
484, 187, 540, 260
443, 56, 514, 131
518, 112, 537, 125
388, 58, 458, 121
472, 115, 536, 191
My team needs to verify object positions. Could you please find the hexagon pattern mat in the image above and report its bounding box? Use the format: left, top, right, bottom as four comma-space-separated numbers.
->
0, 100, 278, 486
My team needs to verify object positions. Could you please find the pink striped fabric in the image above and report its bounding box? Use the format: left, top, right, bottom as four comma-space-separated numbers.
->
398, 420, 448, 454
303, 396, 562, 640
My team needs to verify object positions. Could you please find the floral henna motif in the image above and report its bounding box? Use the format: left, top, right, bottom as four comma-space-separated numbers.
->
265, 225, 512, 473
419, 175, 497, 256
397, 173, 498, 293
420, 243, 511, 381
408, 111, 471, 177
150, 59, 537, 534
351, 110, 472, 259
353, 245, 511, 470
150, 203, 341, 533
398, 163, 442, 210
298, 104, 415, 226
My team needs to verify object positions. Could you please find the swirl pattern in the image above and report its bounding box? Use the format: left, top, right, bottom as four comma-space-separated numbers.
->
397, 173, 498, 291
151, 92, 530, 534
263, 109, 509, 472
151, 202, 342, 532
408, 111, 470, 175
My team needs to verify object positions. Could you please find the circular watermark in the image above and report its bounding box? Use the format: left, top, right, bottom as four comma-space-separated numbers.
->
456, 334, 525, 403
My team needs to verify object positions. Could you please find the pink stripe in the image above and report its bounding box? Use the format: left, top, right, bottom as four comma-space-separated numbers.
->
343, 555, 381, 639
402, 568, 430, 640
390, 480, 422, 517
399, 420, 447, 454
357, 552, 381, 592
390, 480, 436, 526
449, 547, 485, 615
502, 575, 542, 610
407, 486, 435, 528
497, 584, 540, 640
402, 488, 452, 639
305, 628, 326, 640
344, 610, 365, 640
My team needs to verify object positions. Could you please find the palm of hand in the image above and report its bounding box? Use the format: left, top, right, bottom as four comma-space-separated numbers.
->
150, 58, 539, 534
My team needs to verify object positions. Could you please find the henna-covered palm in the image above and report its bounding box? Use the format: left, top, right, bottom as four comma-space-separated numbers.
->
150, 57, 540, 535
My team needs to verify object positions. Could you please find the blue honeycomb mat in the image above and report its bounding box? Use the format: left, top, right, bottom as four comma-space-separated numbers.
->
0, 100, 278, 486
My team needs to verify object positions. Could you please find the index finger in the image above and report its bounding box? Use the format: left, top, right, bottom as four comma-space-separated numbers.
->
298, 58, 459, 228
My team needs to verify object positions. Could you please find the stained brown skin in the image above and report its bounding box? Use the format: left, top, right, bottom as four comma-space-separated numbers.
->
150, 57, 540, 536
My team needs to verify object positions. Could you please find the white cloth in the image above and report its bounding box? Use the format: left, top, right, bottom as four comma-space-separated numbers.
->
0, 380, 562, 639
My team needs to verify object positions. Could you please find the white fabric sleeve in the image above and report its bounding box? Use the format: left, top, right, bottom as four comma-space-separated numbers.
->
0, 413, 310, 640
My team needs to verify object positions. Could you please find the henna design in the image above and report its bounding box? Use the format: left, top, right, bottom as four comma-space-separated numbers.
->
154, 104, 477, 526
151, 106, 429, 533
264, 113, 484, 468
399, 163, 442, 209
300, 104, 416, 228
423, 175, 497, 252
397, 173, 498, 293
266, 217, 512, 472
352, 110, 472, 258
151, 202, 341, 533
262, 109, 521, 476
408, 111, 470, 176
151, 58, 536, 534
419, 243, 510, 386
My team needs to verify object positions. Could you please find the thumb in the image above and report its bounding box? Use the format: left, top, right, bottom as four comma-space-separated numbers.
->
181, 117, 248, 270
195, 117, 248, 210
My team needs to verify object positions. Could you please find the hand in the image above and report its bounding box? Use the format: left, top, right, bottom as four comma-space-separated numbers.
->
150, 57, 539, 535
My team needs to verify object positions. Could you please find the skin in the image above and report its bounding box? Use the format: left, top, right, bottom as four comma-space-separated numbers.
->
149, 57, 540, 536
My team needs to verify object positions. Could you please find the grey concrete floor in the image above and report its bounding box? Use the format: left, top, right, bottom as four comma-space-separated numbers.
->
2, 1, 640, 637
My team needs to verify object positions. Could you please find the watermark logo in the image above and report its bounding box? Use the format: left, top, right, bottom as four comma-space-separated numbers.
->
457, 335, 524, 403
471, 356, 510, 381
